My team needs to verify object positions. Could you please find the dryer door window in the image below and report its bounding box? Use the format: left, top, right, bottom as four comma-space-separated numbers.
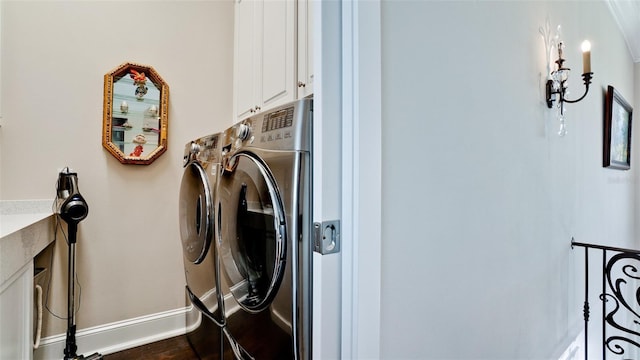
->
218, 152, 286, 313
179, 162, 213, 264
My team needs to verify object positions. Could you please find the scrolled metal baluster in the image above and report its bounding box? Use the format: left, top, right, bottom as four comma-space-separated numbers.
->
583, 301, 590, 322
604, 335, 640, 356
602, 252, 640, 357
571, 240, 640, 359
584, 246, 589, 360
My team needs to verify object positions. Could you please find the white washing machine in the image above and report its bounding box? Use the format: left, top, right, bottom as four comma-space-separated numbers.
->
179, 133, 226, 359
217, 98, 313, 359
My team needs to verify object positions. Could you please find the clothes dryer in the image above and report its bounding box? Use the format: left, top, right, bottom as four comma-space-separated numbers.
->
179, 133, 225, 359
217, 99, 313, 359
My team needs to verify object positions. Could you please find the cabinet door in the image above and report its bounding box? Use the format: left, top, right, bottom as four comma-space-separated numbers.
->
260, 0, 295, 110
0, 263, 33, 360
234, 0, 295, 121
235, 0, 259, 120
297, 0, 314, 98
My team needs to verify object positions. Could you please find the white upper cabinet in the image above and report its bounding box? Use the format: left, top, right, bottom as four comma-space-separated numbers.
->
296, 0, 313, 98
234, 0, 295, 120
234, 0, 259, 121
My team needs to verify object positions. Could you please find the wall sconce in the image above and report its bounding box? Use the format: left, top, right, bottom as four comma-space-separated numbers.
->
540, 20, 594, 136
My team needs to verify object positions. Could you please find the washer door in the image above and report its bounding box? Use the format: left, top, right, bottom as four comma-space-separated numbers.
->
179, 162, 213, 264
218, 152, 287, 313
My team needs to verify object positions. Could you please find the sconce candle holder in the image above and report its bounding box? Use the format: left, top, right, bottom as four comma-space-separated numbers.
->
541, 21, 594, 136
546, 72, 593, 108
546, 40, 594, 110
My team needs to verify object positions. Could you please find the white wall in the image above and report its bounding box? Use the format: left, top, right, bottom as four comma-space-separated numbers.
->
635, 62, 640, 240
380, 1, 636, 358
0, 0, 234, 337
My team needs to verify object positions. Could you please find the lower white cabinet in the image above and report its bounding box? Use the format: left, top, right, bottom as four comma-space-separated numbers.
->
0, 262, 34, 360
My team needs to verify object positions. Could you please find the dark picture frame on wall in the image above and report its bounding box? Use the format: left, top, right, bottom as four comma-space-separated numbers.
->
603, 85, 633, 170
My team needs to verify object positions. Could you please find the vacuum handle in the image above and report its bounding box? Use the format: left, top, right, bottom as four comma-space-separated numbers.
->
67, 222, 78, 244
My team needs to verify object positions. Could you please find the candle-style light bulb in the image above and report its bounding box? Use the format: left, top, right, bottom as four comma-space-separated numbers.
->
581, 40, 591, 74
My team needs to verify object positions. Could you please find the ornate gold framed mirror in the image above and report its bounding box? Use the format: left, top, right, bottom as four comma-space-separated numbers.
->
102, 62, 169, 165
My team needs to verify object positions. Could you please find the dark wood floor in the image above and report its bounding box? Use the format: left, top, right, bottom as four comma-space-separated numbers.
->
103, 335, 199, 360
103, 310, 292, 359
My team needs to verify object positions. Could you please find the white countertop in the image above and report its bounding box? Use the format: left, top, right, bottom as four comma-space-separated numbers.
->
0, 199, 53, 237
1, 212, 52, 238
0, 200, 55, 285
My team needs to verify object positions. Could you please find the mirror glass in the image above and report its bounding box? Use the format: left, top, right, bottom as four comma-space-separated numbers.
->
103, 62, 169, 165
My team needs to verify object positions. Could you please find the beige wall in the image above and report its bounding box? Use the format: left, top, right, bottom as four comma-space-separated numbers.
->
0, 0, 234, 336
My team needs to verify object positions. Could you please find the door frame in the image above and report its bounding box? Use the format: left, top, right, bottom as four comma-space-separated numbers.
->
312, 0, 383, 358
340, 1, 382, 358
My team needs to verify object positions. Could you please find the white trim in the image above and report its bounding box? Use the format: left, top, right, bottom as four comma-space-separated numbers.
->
311, 0, 325, 357
33, 307, 191, 359
340, 0, 355, 356
605, 0, 640, 63
312, 1, 344, 359
0, 0, 3, 122
553, 327, 585, 360
341, 0, 383, 358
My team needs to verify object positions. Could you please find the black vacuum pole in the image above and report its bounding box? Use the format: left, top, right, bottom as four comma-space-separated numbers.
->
56, 168, 103, 360
64, 223, 78, 360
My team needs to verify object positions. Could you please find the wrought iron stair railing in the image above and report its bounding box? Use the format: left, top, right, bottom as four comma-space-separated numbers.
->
571, 239, 640, 359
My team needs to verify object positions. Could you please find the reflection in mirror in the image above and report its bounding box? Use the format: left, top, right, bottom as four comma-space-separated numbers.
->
103, 62, 169, 165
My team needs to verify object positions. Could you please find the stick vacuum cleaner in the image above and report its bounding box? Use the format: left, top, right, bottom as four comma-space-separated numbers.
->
56, 168, 102, 360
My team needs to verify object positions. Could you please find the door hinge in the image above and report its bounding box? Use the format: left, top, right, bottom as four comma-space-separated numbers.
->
313, 220, 341, 255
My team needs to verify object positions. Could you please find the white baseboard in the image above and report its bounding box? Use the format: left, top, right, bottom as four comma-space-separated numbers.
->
33, 307, 194, 359
552, 322, 584, 360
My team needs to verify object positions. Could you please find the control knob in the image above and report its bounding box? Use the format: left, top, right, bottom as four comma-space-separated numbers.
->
190, 142, 201, 154
237, 124, 250, 141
